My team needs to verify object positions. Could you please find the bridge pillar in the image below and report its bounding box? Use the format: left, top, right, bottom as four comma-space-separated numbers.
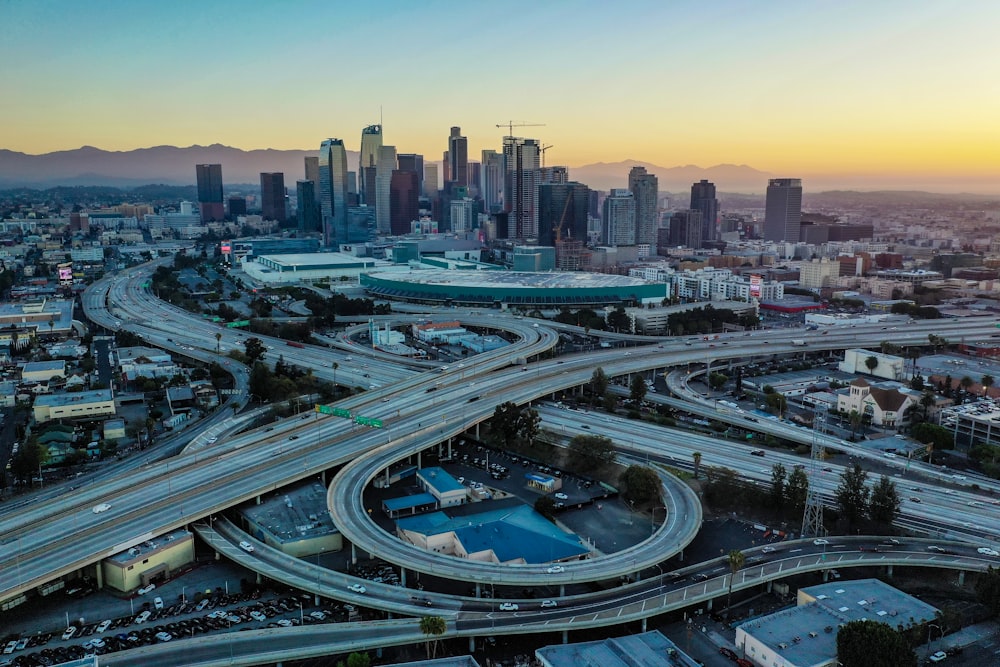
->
886, 564, 893, 578
822, 570, 829, 582
95, 563, 103, 589
475, 582, 481, 597
401, 569, 406, 587
958, 570, 965, 586
351, 543, 357, 565
560, 584, 565, 596
641, 618, 647, 632
475, 423, 480, 438
706, 598, 713, 611
321, 470, 326, 485
256, 495, 261, 505
417, 451, 422, 468
766, 581, 772, 593
469, 637, 476, 652
215, 551, 220, 561
562, 630, 568, 644
256, 571, 262, 584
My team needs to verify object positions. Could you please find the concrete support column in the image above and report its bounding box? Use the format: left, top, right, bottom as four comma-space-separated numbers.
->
256, 495, 261, 505
351, 543, 357, 565
95, 563, 103, 589
475, 423, 480, 438
475, 582, 481, 598
215, 551, 220, 561
562, 630, 568, 644
766, 581, 773, 593
469, 637, 476, 652
560, 584, 565, 597
958, 570, 966, 586
641, 617, 647, 632
401, 569, 406, 587
314, 594, 319, 606
706, 598, 713, 611
385, 468, 390, 485
417, 452, 422, 468
886, 564, 893, 578
822, 570, 829, 582
448, 440, 453, 458
321, 470, 326, 485
256, 572, 262, 584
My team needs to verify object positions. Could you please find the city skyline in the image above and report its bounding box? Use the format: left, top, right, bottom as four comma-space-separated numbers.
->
2, 1, 999, 192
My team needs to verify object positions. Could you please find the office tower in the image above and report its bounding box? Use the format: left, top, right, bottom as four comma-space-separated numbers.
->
345, 206, 375, 243
629, 166, 658, 245
503, 137, 541, 239
195, 164, 224, 222
450, 198, 477, 234
602, 189, 636, 246
318, 139, 348, 247
423, 163, 438, 199
227, 196, 247, 218
375, 145, 397, 234
763, 178, 803, 242
447, 126, 468, 187
467, 162, 481, 198
539, 166, 569, 184
389, 170, 419, 235
304, 156, 320, 204
358, 124, 382, 205
296, 180, 319, 232
480, 150, 504, 213
259, 172, 286, 223
690, 179, 718, 244
397, 153, 424, 192
538, 182, 590, 246
668, 209, 703, 248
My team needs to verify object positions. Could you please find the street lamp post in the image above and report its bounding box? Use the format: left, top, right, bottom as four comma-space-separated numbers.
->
926, 623, 942, 658
651, 505, 667, 535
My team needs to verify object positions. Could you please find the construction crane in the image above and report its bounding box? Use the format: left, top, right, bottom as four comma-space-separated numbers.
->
496, 120, 546, 137
540, 144, 554, 168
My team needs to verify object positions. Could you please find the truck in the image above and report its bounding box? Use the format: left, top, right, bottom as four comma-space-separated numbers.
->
791, 339, 807, 346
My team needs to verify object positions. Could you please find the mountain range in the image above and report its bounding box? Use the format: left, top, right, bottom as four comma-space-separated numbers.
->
0, 144, 772, 192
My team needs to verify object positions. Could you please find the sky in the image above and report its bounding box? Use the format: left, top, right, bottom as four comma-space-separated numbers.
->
2, 0, 999, 190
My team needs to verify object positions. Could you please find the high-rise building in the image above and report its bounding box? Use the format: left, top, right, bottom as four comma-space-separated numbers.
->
423, 163, 438, 199
763, 178, 803, 242
629, 166, 658, 245
690, 179, 718, 245
358, 124, 383, 205
602, 189, 636, 246
196, 164, 224, 222
304, 156, 320, 204
397, 153, 424, 189
375, 145, 397, 234
259, 172, 286, 223
296, 180, 319, 233
503, 137, 541, 239
318, 139, 348, 247
480, 150, 504, 213
389, 170, 419, 236
538, 182, 590, 246
227, 196, 246, 218
540, 166, 569, 184
450, 198, 477, 234
467, 162, 481, 198
668, 209, 703, 248
448, 126, 468, 187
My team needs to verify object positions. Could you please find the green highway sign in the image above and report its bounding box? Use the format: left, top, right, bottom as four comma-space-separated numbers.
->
315, 405, 334, 415
333, 407, 351, 418
315, 405, 354, 419
354, 416, 383, 429
226, 320, 251, 328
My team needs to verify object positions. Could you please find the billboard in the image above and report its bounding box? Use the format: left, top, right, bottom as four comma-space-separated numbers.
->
58, 262, 73, 285
749, 274, 762, 298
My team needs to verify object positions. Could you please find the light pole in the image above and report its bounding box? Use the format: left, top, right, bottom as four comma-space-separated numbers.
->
651, 505, 667, 535
926, 623, 942, 658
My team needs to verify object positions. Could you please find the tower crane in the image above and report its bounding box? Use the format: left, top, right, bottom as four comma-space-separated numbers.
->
540, 144, 554, 168
495, 120, 546, 137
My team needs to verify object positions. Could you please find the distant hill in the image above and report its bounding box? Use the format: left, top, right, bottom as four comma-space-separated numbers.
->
567, 160, 773, 192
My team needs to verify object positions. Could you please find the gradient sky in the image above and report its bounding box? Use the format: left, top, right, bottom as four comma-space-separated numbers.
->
2, 0, 999, 188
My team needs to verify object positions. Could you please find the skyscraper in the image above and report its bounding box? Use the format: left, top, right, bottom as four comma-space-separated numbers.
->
602, 189, 636, 246
296, 180, 319, 232
259, 172, 286, 223
448, 126, 468, 187
690, 179, 718, 245
450, 198, 477, 234
389, 170, 419, 236
480, 150, 504, 213
304, 156, 320, 205
397, 154, 423, 186
423, 163, 438, 199
358, 124, 383, 205
195, 163, 224, 222
628, 166, 658, 245
668, 209, 703, 248
375, 145, 397, 234
763, 178, 803, 242
538, 181, 590, 246
318, 139, 348, 247
539, 166, 569, 184
503, 137, 540, 239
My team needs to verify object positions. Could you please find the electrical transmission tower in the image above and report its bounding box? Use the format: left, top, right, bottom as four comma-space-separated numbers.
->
800, 413, 827, 538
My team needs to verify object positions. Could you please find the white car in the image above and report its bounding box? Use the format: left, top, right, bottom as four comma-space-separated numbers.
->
813, 539, 829, 546
547, 565, 565, 573
762, 546, 777, 553
135, 611, 151, 624
977, 547, 999, 556
153, 596, 164, 610
348, 584, 367, 594
61, 627, 77, 641
928, 651, 948, 663
137, 583, 156, 595
155, 632, 173, 642
540, 600, 558, 608
554, 493, 568, 500
276, 619, 293, 627
3, 641, 16, 655
499, 602, 519, 611
207, 436, 218, 444
96, 620, 112, 634
239, 541, 255, 553
92, 503, 112, 514
250, 611, 267, 622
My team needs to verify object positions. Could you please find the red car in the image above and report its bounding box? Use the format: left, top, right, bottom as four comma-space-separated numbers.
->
719, 647, 738, 660
736, 659, 754, 667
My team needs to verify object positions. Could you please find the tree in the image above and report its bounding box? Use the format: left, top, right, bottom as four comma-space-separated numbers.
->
769, 463, 787, 508
975, 566, 1000, 618
623, 465, 660, 504
567, 434, 616, 472
983, 374, 995, 397
835, 462, 870, 527
419, 616, 447, 659
244, 337, 267, 366
865, 355, 879, 373
960, 376, 974, 398
489, 401, 523, 448
590, 367, 608, 401
786, 467, 809, 512
868, 475, 901, 527
910, 422, 954, 451
606, 306, 630, 332
215, 332, 222, 355
534, 495, 557, 521
764, 391, 787, 417
516, 407, 540, 447
10, 441, 48, 485
709, 372, 729, 391
726, 549, 746, 616
848, 409, 864, 438
836, 620, 916, 667
629, 374, 647, 404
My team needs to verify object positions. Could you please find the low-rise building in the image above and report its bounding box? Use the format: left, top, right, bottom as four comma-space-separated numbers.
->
117, 346, 178, 380
33, 389, 115, 423
839, 348, 906, 381
22, 360, 66, 384
836, 378, 918, 429
101, 529, 195, 592
537, 630, 699, 667
940, 398, 1000, 449
238, 480, 342, 558
416, 467, 467, 508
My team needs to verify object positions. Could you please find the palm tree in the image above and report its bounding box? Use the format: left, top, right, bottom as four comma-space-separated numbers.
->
215, 332, 222, 355
982, 374, 994, 398
692, 452, 702, 480
419, 616, 447, 659
920, 391, 936, 421
960, 376, 974, 401
864, 356, 879, 374
848, 410, 863, 438
726, 549, 746, 616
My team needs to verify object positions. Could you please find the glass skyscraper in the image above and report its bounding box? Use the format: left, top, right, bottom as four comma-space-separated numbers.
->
690, 179, 718, 245
763, 178, 803, 242
318, 139, 348, 247
359, 125, 383, 205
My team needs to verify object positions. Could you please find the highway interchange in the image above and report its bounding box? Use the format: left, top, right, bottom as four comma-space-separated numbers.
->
5, 262, 1000, 665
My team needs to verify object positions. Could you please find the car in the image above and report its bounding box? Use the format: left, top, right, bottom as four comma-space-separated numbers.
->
84, 638, 105, 649
761, 546, 777, 553
347, 584, 367, 594
928, 650, 948, 663
92, 503, 112, 514
207, 436, 218, 444
927, 546, 947, 553
977, 547, 1000, 556
250, 611, 267, 622
95, 620, 112, 634
153, 596, 163, 610
309, 611, 326, 620
546, 565, 565, 573
137, 583, 155, 595
239, 541, 255, 553
540, 600, 558, 608
813, 539, 829, 546
909, 496, 921, 503
498, 602, 519, 611
554, 493, 568, 500
276, 619, 293, 627
750, 449, 765, 457
3, 642, 16, 655
288, 435, 299, 440
719, 646, 739, 660
62, 627, 77, 641
135, 611, 151, 624
155, 632, 173, 642
692, 573, 710, 582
